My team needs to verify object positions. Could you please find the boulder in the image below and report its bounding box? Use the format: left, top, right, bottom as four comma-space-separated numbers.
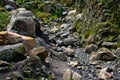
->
5, 0, 19, 9
5, 5, 15, 11
98, 67, 114, 79
64, 47, 75, 57
72, 71, 82, 80
85, 44, 98, 53
0, 31, 35, 53
7, 8, 41, 37
0, 60, 10, 67
102, 42, 117, 48
62, 69, 71, 80
35, 37, 49, 48
90, 48, 117, 61
13, 56, 43, 77
62, 69, 82, 80
29, 47, 48, 61
0, 43, 25, 62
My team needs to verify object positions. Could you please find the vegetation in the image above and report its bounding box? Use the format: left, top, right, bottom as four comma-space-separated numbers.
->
0, 7, 11, 31
15, 0, 63, 22
72, 0, 120, 46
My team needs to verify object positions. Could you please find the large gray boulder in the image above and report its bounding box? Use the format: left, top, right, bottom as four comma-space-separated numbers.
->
0, 43, 25, 62
7, 8, 41, 37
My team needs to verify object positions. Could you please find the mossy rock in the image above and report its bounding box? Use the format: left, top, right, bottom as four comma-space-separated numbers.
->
0, 43, 25, 62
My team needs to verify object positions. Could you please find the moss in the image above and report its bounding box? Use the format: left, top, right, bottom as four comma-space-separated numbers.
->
17, 44, 25, 53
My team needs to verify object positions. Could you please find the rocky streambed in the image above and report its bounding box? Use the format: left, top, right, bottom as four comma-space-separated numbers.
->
42, 13, 120, 80
0, 0, 120, 80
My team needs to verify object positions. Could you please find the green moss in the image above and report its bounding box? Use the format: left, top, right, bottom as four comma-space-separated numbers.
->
17, 44, 25, 53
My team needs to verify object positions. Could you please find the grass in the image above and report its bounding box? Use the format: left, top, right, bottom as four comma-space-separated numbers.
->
32, 9, 58, 22
0, 7, 11, 31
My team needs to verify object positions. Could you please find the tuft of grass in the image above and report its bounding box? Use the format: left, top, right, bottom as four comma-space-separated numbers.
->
0, 8, 11, 31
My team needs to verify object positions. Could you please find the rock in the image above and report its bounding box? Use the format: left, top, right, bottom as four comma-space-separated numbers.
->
8, 17, 35, 37
77, 66, 84, 70
60, 23, 71, 29
0, 60, 10, 67
48, 35, 56, 44
51, 26, 59, 33
7, 8, 41, 37
68, 61, 79, 67
60, 31, 69, 38
62, 69, 72, 80
62, 11, 68, 16
76, 13, 82, 20
98, 67, 114, 79
51, 52, 67, 61
90, 48, 117, 61
0, 31, 35, 53
87, 34, 95, 43
102, 42, 117, 48
72, 71, 82, 80
13, 56, 43, 77
116, 48, 120, 56
0, 67, 10, 73
85, 44, 98, 53
29, 47, 48, 61
95, 65, 102, 69
5, 5, 14, 11
0, 43, 25, 62
61, 38, 77, 47
35, 37, 49, 48
64, 16, 74, 24
9, 71, 24, 80
67, 9, 76, 16
64, 47, 75, 57
62, 69, 82, 80
56, 40, 63, 46
5, 0, 19, 9
17, 10, 34, 17
0, 31, 22, 45
21, 35, 36, 53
